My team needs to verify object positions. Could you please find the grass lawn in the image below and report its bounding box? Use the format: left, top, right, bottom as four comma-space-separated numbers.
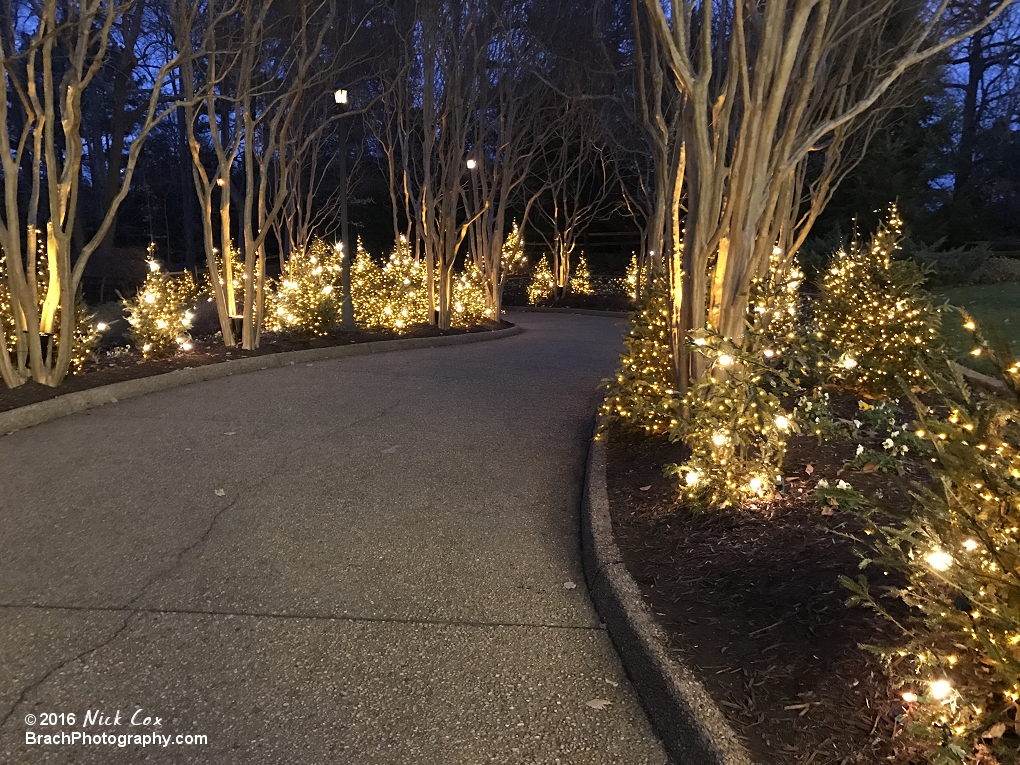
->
936, 283, 1020, 375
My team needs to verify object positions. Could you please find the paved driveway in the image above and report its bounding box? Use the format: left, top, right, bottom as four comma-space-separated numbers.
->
0, 313, 666, 764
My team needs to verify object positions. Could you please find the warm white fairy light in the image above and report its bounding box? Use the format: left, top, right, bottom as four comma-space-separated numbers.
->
929, 680, 952, 700
925, 550, 953, 571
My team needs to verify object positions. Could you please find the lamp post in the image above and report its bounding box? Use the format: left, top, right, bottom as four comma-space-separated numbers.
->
334, 87, 355, 330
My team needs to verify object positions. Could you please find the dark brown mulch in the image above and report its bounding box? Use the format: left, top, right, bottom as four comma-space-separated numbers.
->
0, 320, 509, 414
605, 400, 930, 764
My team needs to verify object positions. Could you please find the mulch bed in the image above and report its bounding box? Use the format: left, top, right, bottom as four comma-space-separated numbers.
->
605, 391, 934, 764
0, 320, 509, 413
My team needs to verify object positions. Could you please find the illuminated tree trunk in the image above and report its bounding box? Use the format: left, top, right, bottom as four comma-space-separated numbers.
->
0, 0, 183, 388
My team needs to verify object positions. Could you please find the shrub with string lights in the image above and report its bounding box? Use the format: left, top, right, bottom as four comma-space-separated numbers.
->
600, 274, 678, 435
123, 258, 197, 358
451, 260, 494, 326
351, 238, 431, 331
665, 328, 798, 509
0, 250, 103, 374
813, 206, 944, 397
749, 246, 804, 355
266, 238, 343, 335
527, 255, 556, 305
570, 255, 594, 296
844, 365, 1020, 763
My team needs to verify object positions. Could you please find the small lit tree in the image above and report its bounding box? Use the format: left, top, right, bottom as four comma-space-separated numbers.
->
600, 275, 678, 435
814, 206, 944, 397
527, 256, 556, 305
569, 255, 594, 296
451, 261, 494, 327
667, 329, 797, 509
124, 257, 198, 358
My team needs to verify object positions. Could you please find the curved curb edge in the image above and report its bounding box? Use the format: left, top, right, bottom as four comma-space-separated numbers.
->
581, 421, 755, 765
0, 324, 524, 436
508, 306, 629, 318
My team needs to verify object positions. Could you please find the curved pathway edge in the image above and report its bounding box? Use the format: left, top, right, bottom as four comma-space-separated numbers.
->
581, 421, 755, 765
0, 324, 523, 436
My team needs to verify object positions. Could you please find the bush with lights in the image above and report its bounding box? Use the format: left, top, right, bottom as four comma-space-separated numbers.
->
844, 365, 1020, 762
569, 255, 594, 296
527, 255, 556, 305
813, 206, 945, 398
451, 260, 495, 326
600, 274, 678, 435
665, 328, 798, 509
123, 260, 197, 358
0, 252, 103, 374
266, 238, 343, 335
351, 238, 431, 331
656, 248, 804, 508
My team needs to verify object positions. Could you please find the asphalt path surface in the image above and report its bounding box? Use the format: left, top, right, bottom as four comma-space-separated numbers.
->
0, 312, 667, 764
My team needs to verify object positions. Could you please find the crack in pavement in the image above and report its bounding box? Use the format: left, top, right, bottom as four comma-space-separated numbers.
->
0, 603, 604, 633
0, 466, 280, 731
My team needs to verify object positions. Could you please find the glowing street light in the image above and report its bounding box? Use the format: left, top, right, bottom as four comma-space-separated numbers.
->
466, 158, 477, 170
334, 88, 348, 105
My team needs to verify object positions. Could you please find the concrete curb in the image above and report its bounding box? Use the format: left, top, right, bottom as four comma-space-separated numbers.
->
580, 423, 755, 765
0, 324, 524, 436
508, 306, 629, 318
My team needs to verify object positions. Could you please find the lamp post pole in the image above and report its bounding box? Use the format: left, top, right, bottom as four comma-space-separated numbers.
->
335, 88, 355, 330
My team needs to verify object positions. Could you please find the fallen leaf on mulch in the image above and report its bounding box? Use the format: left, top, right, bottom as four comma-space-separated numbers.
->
982, 722, 1007, 739
585, 699, 611, 710
214, 489, 226, 497
563, 581, 577, 590
805, 464, 814, 475
639, 485, 652, 491
860, 462, 879, 473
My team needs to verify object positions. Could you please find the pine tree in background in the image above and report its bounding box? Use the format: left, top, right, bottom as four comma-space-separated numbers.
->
600, 275, 678, 435
625, 254, 641, 301
814, 206, 944, 397
569, 255, 594, 295
500, 221, 528, 276
527, 256, 556, 305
